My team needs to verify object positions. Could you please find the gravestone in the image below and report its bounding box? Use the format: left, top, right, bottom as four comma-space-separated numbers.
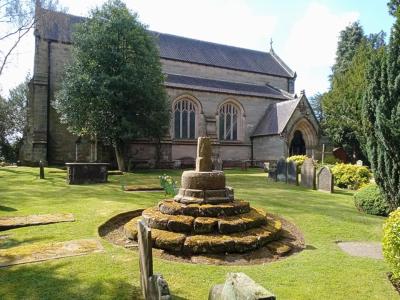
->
276, 157, 287, 183
263, 162, 270, 173
356, 160, 363, 166
287, 161, 298, 185
39, 160, 45, 179
268, 161, 277, 180
317, 167, 334, 193
209, 272, 276, 300
300, 158, 316, 189
137, 220, 171, 300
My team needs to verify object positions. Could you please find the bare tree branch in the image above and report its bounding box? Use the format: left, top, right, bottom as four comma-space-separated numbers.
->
0, 18, 33, 76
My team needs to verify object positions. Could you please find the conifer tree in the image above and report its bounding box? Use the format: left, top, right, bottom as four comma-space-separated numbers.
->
362, 9, 400, 210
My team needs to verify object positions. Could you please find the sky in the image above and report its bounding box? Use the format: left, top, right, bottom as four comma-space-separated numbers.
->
0, 0, 395, 98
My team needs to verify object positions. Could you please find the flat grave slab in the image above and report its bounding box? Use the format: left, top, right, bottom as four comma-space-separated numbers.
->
0, 239, 104, 267
0, 213, 75, 230
337, 241, 383, 259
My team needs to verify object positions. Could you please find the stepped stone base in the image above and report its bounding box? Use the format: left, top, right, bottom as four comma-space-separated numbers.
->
159, 200, 250, 217
124, 211, 283, 254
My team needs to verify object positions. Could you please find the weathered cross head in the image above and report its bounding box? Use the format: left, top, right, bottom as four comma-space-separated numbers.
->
195, 137, 212, 172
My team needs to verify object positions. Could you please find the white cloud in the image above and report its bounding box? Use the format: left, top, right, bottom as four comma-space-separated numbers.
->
282, 2, 359, 96
0, 0, 277, 96
130, 0, 277, 51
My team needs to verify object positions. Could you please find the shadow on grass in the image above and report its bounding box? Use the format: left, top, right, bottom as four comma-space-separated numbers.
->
0, 263, 141, 300
0, 236, 54, 249
0, 206, 17, 212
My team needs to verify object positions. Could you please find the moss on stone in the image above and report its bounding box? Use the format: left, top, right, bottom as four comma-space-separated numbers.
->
151, 229, 186, 252
142, 207, 194, 233
123, 216, 142, 240
158, 200, 250, 217
193, 217, 218, 233
266, 241, 291, 255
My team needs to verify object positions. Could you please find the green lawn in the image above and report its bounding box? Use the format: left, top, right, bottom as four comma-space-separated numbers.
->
0, 167, 397, 299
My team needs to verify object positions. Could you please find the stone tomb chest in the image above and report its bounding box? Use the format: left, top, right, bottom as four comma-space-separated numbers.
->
66, 163, 109, 184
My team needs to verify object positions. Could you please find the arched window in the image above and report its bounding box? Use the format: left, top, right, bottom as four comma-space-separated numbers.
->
173, 98, 197, 139
219, 102, 239, 141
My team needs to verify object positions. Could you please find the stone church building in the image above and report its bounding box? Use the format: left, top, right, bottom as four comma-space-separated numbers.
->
20, 8, 321, 168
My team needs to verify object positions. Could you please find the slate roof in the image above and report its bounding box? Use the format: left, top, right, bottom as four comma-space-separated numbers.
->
165, 74, 291, 99
36, 9, 295, 79
154, 32, 294, 78
251, 98, 300, 137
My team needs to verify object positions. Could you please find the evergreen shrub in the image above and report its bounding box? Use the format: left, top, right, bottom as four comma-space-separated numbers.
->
354, 184, 390, 216
331, 163, 371, 189
383, 209, 400, 279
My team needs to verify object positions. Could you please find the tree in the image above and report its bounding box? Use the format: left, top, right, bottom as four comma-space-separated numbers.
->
362, 9, 400, 210
309, 92, 324, 123
0, 0, 63, 77
54, 0, 170, 171
323, 39, 377, 162
331, 22, 364, 77
0, 76, 28, 161
6, 75, 28, 140
388, 0, 400, 16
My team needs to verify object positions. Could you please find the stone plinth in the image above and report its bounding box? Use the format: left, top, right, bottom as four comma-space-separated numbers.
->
66, 162, 109, 184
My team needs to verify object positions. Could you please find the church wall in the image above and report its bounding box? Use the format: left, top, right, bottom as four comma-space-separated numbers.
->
161, 59, 290, 92
23, 36, 293, 166
253, 135, 286, 161
165, 87, 278, 163
166, 87, 280, 144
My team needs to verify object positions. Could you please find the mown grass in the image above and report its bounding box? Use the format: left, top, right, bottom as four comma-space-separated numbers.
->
0, 166, 397, 299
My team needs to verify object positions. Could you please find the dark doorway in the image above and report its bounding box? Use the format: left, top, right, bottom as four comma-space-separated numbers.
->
290, 130, 306, 156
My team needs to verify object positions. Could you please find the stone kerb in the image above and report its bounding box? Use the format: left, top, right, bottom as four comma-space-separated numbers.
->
287, 161, 298, 185
300, 158, 316, 189
276, 157, 287, 183
317, 166, 334, 193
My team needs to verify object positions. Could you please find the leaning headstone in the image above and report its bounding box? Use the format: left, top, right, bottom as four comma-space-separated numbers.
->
287, 161, 298, 185
317, 167, 334, 193
276, 157, 287, 183
209, 272, 276, 300
300, 158, 316, 189
137, 220, 171, 300
356, 160, 363, 166
39, 160, 45, 179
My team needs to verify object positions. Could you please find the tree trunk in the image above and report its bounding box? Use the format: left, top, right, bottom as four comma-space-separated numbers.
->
114, 141, 126, 171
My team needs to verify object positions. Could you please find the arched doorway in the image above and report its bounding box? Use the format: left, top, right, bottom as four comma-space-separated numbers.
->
289, 130, 306, 155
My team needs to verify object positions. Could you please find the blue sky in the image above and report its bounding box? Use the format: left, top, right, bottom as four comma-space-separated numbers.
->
0, 0, 395, 97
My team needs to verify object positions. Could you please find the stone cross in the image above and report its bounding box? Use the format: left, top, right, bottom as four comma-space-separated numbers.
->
137, 220, 171, 300
196, 137, 212, 172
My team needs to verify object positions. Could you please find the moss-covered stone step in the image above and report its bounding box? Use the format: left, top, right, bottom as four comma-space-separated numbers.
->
158, 200, 250, 217
142, 207, 195, 232
124, 217, 282, 255
123, 216, 142, 240
142, 207, 268, 234
266, 241, 291, 255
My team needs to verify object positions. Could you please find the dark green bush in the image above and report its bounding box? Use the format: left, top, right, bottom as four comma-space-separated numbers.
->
383, 209, 400, 279
354, 184, 390, 216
